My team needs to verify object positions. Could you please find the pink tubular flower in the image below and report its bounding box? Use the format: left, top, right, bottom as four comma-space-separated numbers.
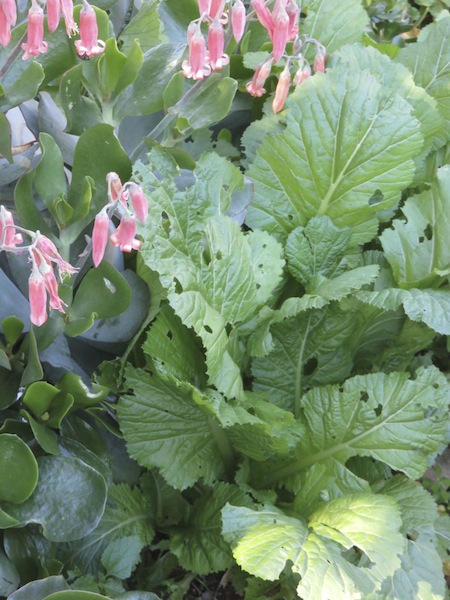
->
21, 0, 48, 60
110, 215, 141, 253
251, 0, 274, 37
314, 45, 327, 73
231, 0, 246, 43
271, 0, 289, 62
127, 183, 148, 224
60, 0, 77, 36
208, 17, 229, 70
1, 0, 16, 26
35, 234, 77, 276
286, 0, 299, 40
182, 21, 211, 80
273, 64, 291, 113
92, 211, 110, 267
0, 206, 23, 247
106, 172, 123, 203
245, 56, 273, 97
198, 0, 210, 18
74, 0, 105, 58
0, 7, 11, 47
47, 0, 61, 33
293, 61, 311, 86
29, 261, 48, 327
41, 261, 67, 312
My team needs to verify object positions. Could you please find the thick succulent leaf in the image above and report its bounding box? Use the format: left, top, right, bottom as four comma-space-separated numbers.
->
252, 367, 450, 490
6, 576, 70, 600
380, 165, 450, 288
395, 16, 450, 141
0, 433, 38, 504
245, 65, 423, 245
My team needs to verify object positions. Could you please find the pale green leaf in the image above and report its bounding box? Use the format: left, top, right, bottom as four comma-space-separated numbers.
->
356, 286, 450, 334
396, 16, 450, 141
246, 65, 423, 245
380, 165, 450, 288
303, 0, 369, 54
101, 535, 142, 579
119, 0, 162, 53
252, 367, 450, 490
117, 368, 227, 489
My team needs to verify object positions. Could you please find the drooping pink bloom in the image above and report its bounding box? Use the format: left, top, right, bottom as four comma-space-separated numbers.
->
92, 211, 110, 267
0, 6, 11, 47
28, 261, 48, 327
110, 215, 141, 253
251, 0, 274, 37
314, 45, 327, 73
127, 184, 148, 224
41, 261, 67, 312
47, 0, 61, 33
60, 0, 77, 36
209, 0, 225, 20
1, 0, 16, 26
286, 0, 299, 40
271, 0, 289, 62
272, 64, 291, 113
293, 61, 311, 86
198, 0, 210, 17
231, 0, 246, 43
182, 21, 211, 80
21, 0, 48, 60
74, 0, 105, 58
35, 234, 77, 276
106, 172, 123, 203
208, 17, 229, 70
245, 56, 273, 97
0, 206, 23, 247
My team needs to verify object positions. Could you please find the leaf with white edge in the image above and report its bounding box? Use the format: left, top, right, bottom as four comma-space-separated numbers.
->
117, 368, 228, 489
63, 483, 153, 574
135, 152, 284, 398
380, 165, 450, 289
303, 0, 369, 55
170, 483, 251, 574
223, 493, 403, 599
355, 286, 450, 335
285, 216, 352, 285
101, 535, 142, 579
251, 367, 450, 491
395, 16, 450, 141
333, 44, 445, 155
246, 65, 423, 245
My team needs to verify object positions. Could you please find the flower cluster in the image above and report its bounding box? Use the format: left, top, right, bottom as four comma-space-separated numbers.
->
181, 0, 326, 114
91, 173, 148, 268
0, 0, 104, 60
0, 206, 77, 327
182, 0, 247, 81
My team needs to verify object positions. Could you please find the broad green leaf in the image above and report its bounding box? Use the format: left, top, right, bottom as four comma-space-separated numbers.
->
113, 43, 185, 120
380, 165, 450, 288
15, 171, 53, 236
62, 483, 153, 573
252, 368, 450, 491
333, 44, 445, 155
356, 286, 450, 334
396, 16, 450, 141
0, 434, 38, 503
117, 368, 228, 489
119, 0, 162, 53
285, 216, 352, 285
246, 65, 423, 245
0, 46, 44, 108
223, 493, 404, 599
44, 592, 112, 600
0, 111, 12, 163
22, 381, 74, 428
303, 0, 369, 54
97, 39, 144, 104
4, 456, 107, 542
2, 316, 24, 346
34, 134, 67, 220
60, 65, 103, 135
101, 535, 143, 579
158, 0, 199, 43
170, 483, 251, 574
0, 549, 19, 597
